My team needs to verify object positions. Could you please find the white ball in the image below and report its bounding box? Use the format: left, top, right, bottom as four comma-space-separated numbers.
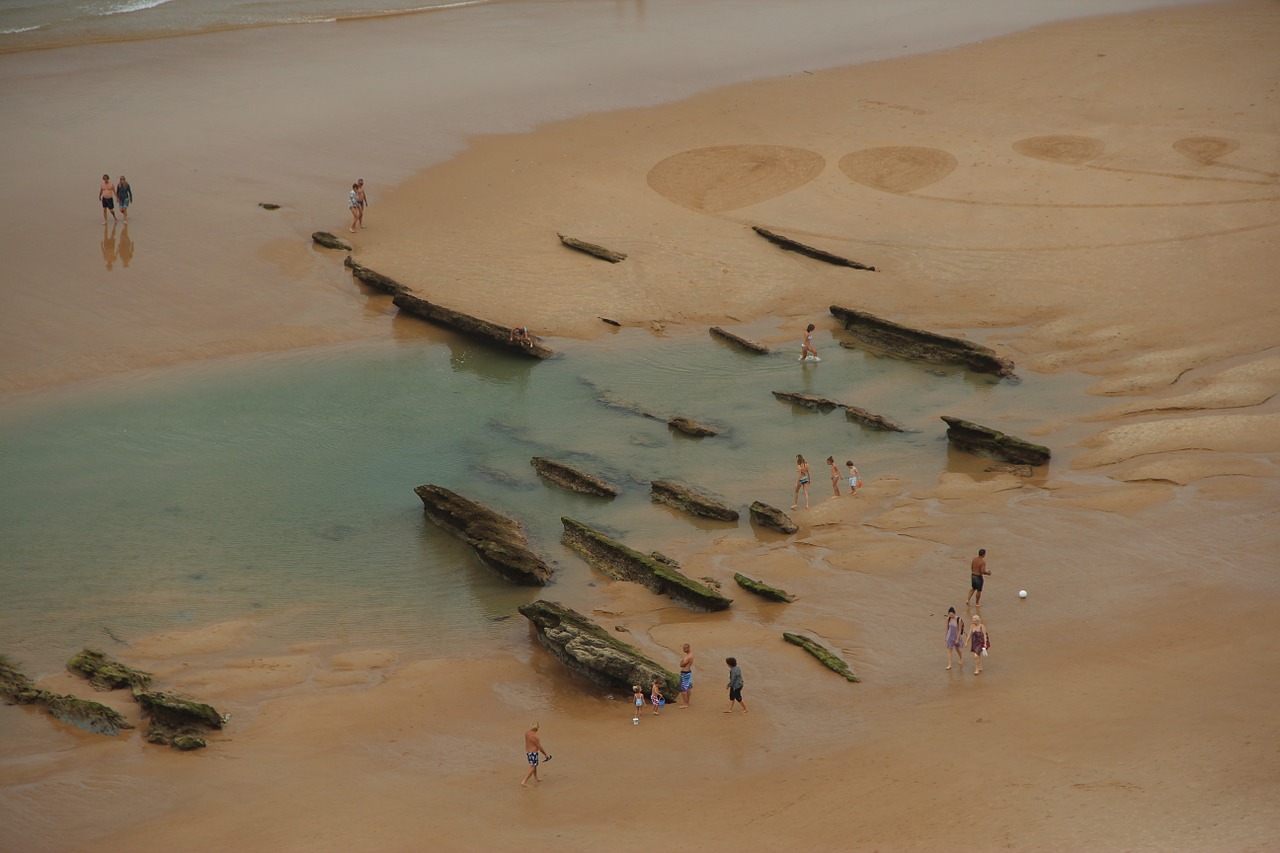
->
1019, 589, 1028, 599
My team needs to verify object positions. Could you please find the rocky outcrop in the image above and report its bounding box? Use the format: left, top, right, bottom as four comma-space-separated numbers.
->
748, 501, 798, 534
752, 226, 877, 271
667, 416, 720, 438
782, 633, 861, 682
393, 292, 555, 359
558, 233, 627, 263
414, 484, 554, 585
517, 600, 680, 697
733, 573, 796, 602
830, 305, 1016, 379
530, 457, 620, 498
311, 231, 353, 251
709, 326, 772, 354
344, 256, 410, 296
941, 416, 1051, 466
561, 517, 732, 611
134, 689, 224, 750
772, 390, 844, 412
1, 654, 134, 736
650, 480, 740, 522
67, 648, 152, 691
773, 391, 905, 431
258, 202, 281, 210
845, 405, 907, 433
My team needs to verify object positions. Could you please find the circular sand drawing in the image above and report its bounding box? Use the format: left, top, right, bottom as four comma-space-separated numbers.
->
1012, 135, 1105, 165
647, 145, 825, 212
1173, 136, 1240, 164
838, 146, 958, 194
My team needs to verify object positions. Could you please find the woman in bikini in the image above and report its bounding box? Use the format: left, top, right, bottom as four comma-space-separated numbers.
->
826, 456, 842, 497
800, 323, 819, 362
792, 454, 811, 510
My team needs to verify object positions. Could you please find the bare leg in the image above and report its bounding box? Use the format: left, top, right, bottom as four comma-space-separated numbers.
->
521, 765, 537, 786
349, 208, 359, 233
973, 651, 982, 675
792, 483, 800, 510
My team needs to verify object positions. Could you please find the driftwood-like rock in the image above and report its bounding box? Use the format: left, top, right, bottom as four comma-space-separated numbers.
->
830, 305, 1016, 379
311, 231, 353, 251
709, 326, 772, 354
67, 648, 152, 692
258, 202, 281, 210
772, 390, 843, 412
344, 256, 410, 296
733, 573, 796, 602
773, 391, 906, 432
531, 457, 620, 498
667, 416, 720, 438
135, 689, 223, 750
518, 600, 680, 697
748, 501, 798, 534
782, 633, 861, 682
845, 405, 907, 433
414, 484, 554, 585
650, 479, 740, 522
1, 655, 134, 736
558, 233, 627, 263
392, 292, 554, 359
941, 416, 1051, 466
752, 226, 877, 270
561, 517, 732, 611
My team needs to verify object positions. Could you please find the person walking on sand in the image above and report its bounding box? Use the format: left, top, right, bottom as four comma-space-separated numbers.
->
650, 677, 665, 715
846, 460, 862, 496
791, 454, 811, 510
800, 323, 820, 362
826, 456, 842, 497
632, 685, 645, 723
355, 178, 368, 227
521, 722, 551, 786
99, 174, 118, 223
970, 616, 988, 675
724, 657, 748, 714
945, 606, 966, 670
116, 176, 133, 223
678, 643, 694, 708
966, 548, 991, 606
348, 183, 361, 233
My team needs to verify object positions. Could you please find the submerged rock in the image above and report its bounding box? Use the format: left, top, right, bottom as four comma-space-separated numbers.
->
561, 517, 732, 612
782, 633, 861, 682
650, 479, 740, 522
667, 416, 720, 438
844, 405, 908, 433
67, 648, 152, 692
830, 305, 1016, 379
415, 484, 554, 585
530, 457, 620, 498
733, 573, 796, 603
517, 600, 680, 698
748, 501, 798, 534
772, 390, 844, 412
1, 654, 134, 736
311, 231, 353, 251
941, 416, 1050, 466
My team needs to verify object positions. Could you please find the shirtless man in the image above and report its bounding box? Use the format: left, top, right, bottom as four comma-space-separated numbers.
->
966, 548, 991, 606
521, 722, 551, 787
677, 643, 694, 708
98, 174, 118, 223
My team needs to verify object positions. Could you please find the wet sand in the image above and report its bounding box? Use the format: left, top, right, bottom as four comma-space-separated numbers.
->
2, 1, 1279, 851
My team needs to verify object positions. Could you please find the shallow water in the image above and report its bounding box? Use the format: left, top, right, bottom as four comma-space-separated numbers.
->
0, 316, 1093, 674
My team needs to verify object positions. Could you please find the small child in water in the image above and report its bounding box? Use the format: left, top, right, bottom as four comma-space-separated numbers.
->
632, 685, 645, 722
846, 461, 862, 496
650, 678, 665, 715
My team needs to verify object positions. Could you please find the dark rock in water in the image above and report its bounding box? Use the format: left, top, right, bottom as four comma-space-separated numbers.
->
561, 517, 732, 612
667, 416, 720, 438
1, 654, 134, 736
709, 326, 772, 354
66, 648, 152, 692
650, 479, 740, 522
135, 689, 223, 749
558, 233, 627, 263
984, 463, 1034, 478
393, 292, 554, 359
517, 599, 681, 697
311, 231, 352, 251
748, 501, 798, 534
773, 391, 906, 432
941, 416, 1050, 466
844, 405, 907, 433
414, 484, 554, 585
830, 305, 1016, 379
752, 226, 877, 271
531, 457, 620, 498
782, 633, 861, 682
258, 202, 281, 210
772, 390, 844, 412
733, 572, 796, 602
344, 256, 410, 296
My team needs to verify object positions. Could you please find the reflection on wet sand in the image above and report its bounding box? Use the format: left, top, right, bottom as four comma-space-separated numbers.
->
118, 224, 133, 268
100, 222, 117, 271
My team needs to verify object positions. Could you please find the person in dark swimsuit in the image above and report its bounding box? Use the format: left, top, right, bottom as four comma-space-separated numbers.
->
792, 454, 810, 510
99, 174, 117, 223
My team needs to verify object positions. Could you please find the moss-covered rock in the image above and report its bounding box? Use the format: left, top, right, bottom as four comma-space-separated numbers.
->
782, 633, 861, 682
135, 689, 224, 749
1, 654, 134, 736
650, 479, 739, 522
66, 648, 153, 692
733, 573, 796, 602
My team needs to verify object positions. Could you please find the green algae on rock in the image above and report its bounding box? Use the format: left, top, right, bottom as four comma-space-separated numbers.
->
782, 633, 860, 682
67, 647, 153, 692
1, 654, 135, 736
733, 573, 796, 602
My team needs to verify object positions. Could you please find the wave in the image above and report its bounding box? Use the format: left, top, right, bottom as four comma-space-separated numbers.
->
0, 24, 43, 34
100, 0, 178, 17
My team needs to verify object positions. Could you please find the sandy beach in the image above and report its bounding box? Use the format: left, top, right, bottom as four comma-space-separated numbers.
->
2, 1, 1278, 851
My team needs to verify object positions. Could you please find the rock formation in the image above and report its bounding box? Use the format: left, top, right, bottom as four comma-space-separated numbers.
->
667, 416, 720, 437
134, 689, 224, 750
393, 292, 555, 359
733, 573, 796, 602
782, 633, 861, 682
530, 457, 620, 498
67, 648, 152, 691
1, 654, 134, 736
650, 479, 740, 522
830, 305, 1016, 379
772, 390, 844, 412
561, 517, 732, 611
344, 256, 410, 296
517, 600, 680, 697
844, 405, 907, 433
557, 233, 627, 263
752, 226, 877, 271
311, 231, 353, 251
748, 501, 798, 534
258, 202, 281, 210
709, 326, 772, 354
414, 484, 554, 585
941, 416, 1051, 466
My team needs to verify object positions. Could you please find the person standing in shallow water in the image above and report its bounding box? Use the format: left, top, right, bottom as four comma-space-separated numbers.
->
800, 323, 819, 362
792, 454, 811, 510
945, 606, 965, 670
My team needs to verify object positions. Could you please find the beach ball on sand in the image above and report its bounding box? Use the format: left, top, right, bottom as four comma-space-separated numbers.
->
1019, 589, 1028, 599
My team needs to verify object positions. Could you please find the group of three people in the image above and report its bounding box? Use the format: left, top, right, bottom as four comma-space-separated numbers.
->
793, 454, 861, 509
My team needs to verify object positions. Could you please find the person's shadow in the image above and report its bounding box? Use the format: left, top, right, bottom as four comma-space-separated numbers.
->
101, 221, 118, 271
118, 223, 133, 268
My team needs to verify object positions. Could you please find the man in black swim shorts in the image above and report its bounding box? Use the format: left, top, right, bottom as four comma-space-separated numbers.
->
966, 548, 990, 605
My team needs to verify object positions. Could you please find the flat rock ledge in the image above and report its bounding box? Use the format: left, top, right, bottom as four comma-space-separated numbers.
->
415, 484, 553, 585
845, 405, 907, 433
531, 457, 620, 498
1, 654, 133, 736
561, 517, 732, 611
941, 416, 1051, 466
517, 600, 680, 698
830, 305, 1016, 379
772, 390, 843, 412
773, 391, 906, 432
650, 479, 740, 522
558, 233, 627, 263
393, 291, 554, 359
752, 226, 877, 271
344, 256, 410, 296
748, 501, 798, 534
782, 633, 861, 682
311, 231, 353, 251
709, 326, 772, 354
733, 573, 796, 602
